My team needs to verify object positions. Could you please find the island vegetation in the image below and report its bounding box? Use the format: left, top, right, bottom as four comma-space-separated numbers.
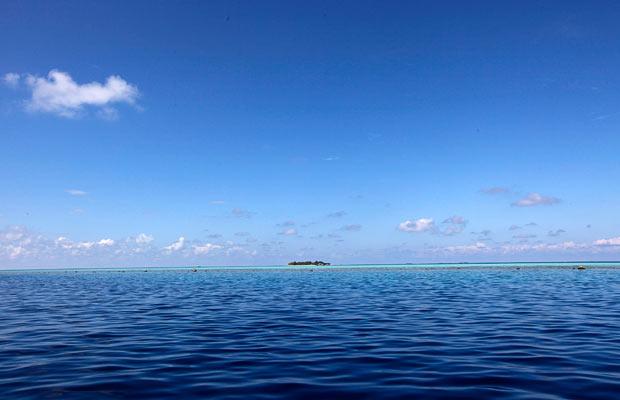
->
288, 260, 331, 266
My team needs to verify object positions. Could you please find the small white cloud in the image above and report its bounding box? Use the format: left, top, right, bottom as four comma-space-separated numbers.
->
21, 70, 139, 118
398, 218, 434, 233
193, 243, 222, 255
594, 237, 620, 246
512, 193, 561, 207
66, 189, 87, 196
210, 200, 225, 205
3, 72, 20, 88
98, 238, 115, 246
135, 233, 154, 244
163, 236, 185, 253
548, 229, 566, 237
280, 228, 298, 236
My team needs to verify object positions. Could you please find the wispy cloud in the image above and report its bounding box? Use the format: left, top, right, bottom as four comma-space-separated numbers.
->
440, 216, 467, 235
512, 193, 561, 207
340, 224, 362, 232
471, 229, 492, 238
231, 208, 254, 218
66, 189, 87, 197
327, 211, 347, 218
5, 70, 139, 118
481, 187, 511, 195
548, 229, 566, 237
2, 72, 20, 88
276, 220, 295, 227
513, 234, 537, 240
425, 240, 594, 256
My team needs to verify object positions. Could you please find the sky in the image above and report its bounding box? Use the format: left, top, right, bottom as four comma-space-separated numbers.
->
1, 0, 620, 268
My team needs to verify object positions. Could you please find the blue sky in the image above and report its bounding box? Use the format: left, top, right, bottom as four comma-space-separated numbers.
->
1, 1, 620, 267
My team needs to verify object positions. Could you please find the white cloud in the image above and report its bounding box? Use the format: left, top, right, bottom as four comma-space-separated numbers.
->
135, 233, 154, 244
18, 70, 139, 118
327, 211, 347, 218
3, 72, 20, 88
66, 189, 87, 196
163, 237, 185, 253
193, 243, 222, 255
512, 193, 561, 207
398, 218, 434, 233
98, 238, 115, 247
548, 229, 566, 237
594, 237, 620, 246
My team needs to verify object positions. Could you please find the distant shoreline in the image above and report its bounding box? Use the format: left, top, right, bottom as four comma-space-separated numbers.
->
2, 261, 620, 272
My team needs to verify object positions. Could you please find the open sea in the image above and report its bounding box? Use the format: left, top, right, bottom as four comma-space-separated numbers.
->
1, 263, 620, 399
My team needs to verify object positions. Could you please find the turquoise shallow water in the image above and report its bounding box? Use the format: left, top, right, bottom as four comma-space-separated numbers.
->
1, 264, 620, 399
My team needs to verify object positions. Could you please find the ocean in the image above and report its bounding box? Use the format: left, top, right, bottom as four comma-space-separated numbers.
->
1, 263, 620, 399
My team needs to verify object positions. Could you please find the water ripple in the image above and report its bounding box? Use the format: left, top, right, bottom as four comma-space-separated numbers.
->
1, 267, 620, 399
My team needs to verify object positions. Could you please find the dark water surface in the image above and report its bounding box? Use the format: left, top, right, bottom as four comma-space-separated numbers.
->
2, 266, 620, 399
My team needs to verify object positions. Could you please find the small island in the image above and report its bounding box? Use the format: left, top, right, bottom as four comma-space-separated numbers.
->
288, 260, 331, 266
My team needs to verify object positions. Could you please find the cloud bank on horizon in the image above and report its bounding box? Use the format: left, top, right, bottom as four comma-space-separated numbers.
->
2, 224, 619, 268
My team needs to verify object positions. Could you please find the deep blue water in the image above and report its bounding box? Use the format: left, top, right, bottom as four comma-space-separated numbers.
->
1, 265, 620, 399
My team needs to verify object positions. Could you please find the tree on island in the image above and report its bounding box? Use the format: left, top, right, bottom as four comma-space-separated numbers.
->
288, 260, 331, 266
